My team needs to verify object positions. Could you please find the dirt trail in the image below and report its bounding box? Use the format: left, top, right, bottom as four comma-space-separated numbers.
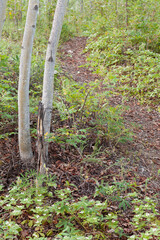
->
60, 37, 99, 83
60, 36, 160, 189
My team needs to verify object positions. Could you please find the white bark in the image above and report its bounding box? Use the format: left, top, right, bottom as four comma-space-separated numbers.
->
42, 0, 68, 160
0, 0, 7, 40
18, 0, 39, 163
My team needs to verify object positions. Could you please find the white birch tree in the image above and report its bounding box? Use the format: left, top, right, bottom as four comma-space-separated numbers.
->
0, 0, 7, 40
18, 0, 39, 163
42, 0, 68, 161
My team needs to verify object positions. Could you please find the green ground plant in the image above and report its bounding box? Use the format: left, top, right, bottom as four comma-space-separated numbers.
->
127, 193, 160, 240
0, 171, 159, 239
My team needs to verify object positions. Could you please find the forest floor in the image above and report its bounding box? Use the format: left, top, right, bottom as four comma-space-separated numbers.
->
0, 36, 160, 239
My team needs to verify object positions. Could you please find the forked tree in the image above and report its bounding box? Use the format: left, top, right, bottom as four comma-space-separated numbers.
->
18, 0, 68, 168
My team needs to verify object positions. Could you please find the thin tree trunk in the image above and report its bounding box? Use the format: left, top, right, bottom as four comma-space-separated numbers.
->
80, 0, 83, 13
115, 0, 119, 27
18, 0, 39, 163
42, 0, 68, 162
125, 0, 128, 28
0, 0, 7, 40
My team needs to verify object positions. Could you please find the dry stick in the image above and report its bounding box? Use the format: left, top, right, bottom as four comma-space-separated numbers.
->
79, 89, 91, 120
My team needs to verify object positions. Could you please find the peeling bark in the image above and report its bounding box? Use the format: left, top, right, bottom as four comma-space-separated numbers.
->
37, 102, 47, 174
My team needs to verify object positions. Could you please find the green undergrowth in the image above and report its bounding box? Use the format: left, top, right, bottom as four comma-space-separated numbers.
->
0, 171, 160, 239
0, 48, 19, 134
45, 76, 133, 156
84, 29, 160, 108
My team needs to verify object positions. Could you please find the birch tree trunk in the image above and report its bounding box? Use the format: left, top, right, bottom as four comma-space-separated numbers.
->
18, 0, 39, 163
0, 0, 7, 40
42, 0, 68, 162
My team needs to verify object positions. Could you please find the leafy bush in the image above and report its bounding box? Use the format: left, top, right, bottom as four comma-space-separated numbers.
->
60, 22, 75, 42
50, 77, 133, 155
